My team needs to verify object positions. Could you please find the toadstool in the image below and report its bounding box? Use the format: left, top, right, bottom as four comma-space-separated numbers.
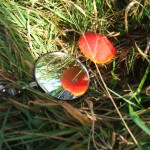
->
78, 32, 116, 64
61, 67, 89, 96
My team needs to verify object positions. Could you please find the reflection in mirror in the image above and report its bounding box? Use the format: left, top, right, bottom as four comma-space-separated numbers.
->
34, 52, 89, 100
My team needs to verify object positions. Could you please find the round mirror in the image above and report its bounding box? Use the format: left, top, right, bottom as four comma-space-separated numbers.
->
34, 52, 90, 100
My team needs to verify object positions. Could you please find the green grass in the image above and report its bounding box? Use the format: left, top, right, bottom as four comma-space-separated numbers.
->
0, 0, 150, 149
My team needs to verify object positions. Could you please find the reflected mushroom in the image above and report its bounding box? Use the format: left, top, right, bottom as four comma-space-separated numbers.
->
61, 67, 89, 96
78, 32, 116, 64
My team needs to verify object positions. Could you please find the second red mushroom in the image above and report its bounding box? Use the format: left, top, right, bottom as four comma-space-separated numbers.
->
78, 32, 116, 64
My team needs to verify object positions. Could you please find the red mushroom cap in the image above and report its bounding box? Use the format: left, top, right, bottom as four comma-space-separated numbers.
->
61, 67, 89, 96
78, 32, 116, 64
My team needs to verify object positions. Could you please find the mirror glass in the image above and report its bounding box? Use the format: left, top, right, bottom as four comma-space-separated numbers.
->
34, 52, 90, 100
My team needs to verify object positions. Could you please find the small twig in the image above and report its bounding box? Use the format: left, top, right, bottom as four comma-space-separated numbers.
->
125, 1, 140, 36
95, 63, 140, 149
86, 100, 99, 150
144, 37, 150, 55
146, 86, 150, 96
